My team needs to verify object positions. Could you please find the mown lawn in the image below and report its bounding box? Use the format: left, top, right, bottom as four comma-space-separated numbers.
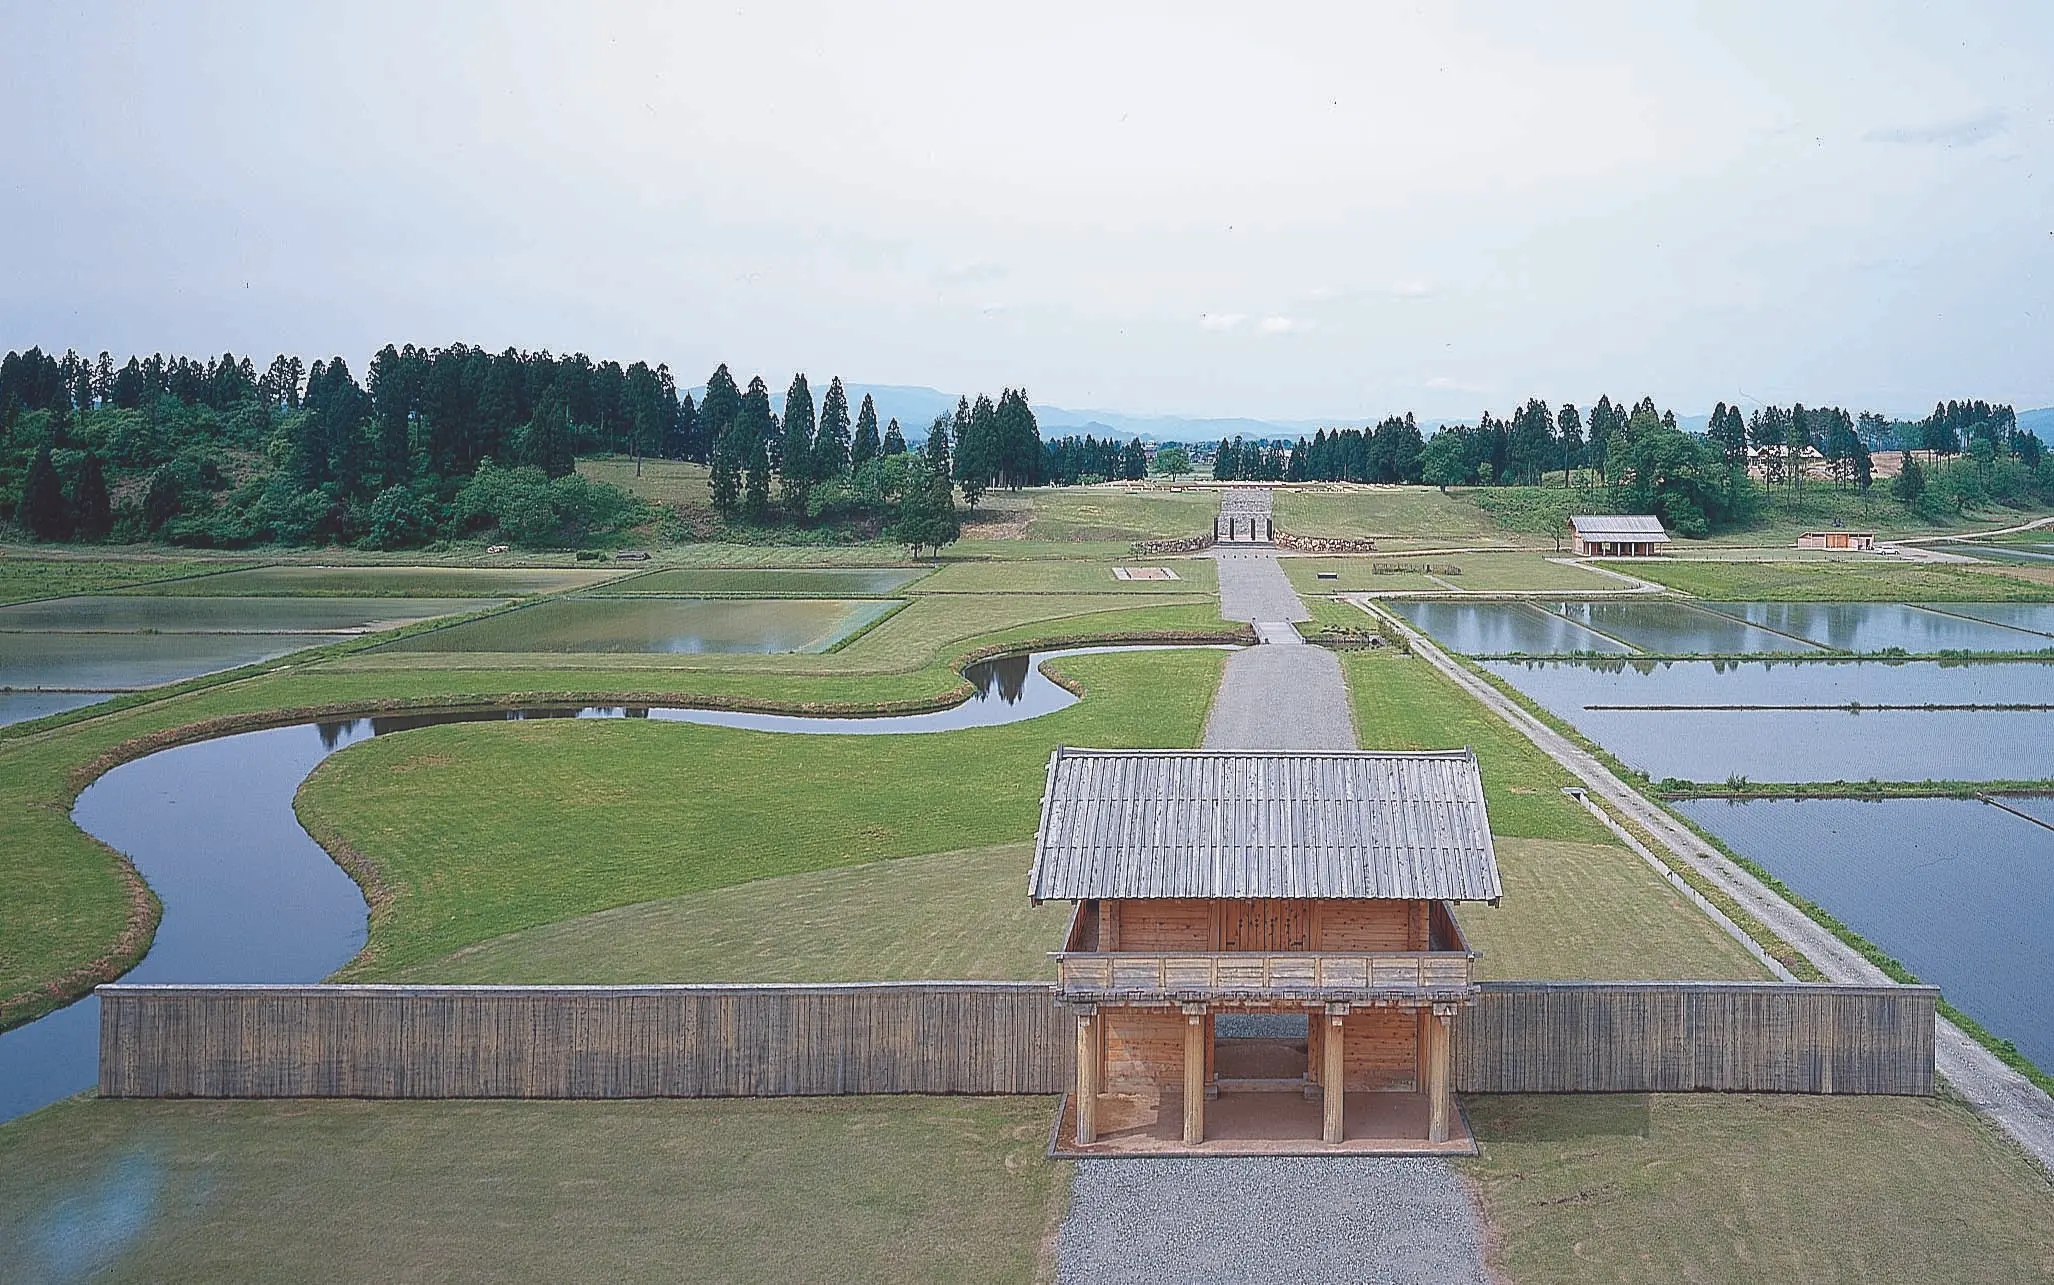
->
392, 842, 1062, 983
297, 648, 1228, 974
1272, 486, 1522, 543
1340, 649, 1611, 844
1607, 557, 2054, 601
1464, 1093, 2054, 1284
0, 552, 253, 604
1020, 485, 1219, 542
1281, 552, 1616, 595
0, 1095, 1065, 1285
119, 564, 626, 597
911, 558, 1217, 596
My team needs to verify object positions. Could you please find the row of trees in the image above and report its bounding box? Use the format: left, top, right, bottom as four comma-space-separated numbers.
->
699, 366, 1045, 523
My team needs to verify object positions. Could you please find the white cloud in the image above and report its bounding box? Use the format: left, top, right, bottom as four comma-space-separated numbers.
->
1864, 111, 2008, 148
1258, 315, 1308, 334
1424, 375, 1487, 392
1199, 312, 1246, 331
1391, 280, 1433, 299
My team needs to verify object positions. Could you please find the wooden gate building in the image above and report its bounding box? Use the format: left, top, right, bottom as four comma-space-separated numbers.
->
1031, 748, 1502, 1156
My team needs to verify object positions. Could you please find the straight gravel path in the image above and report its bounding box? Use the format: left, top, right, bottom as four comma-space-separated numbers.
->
1365, 598, 2054, 1173
1214, 550, 1309, 624
1053, 556, 1491, 1285
1059, 1158, 1488, 1285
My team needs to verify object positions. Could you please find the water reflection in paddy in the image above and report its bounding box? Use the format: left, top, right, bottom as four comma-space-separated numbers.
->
1484, 658, 2054, 782
1386, 601, 1631, 655
1676, 796, 2054, 1070
1544, 600, 1819, 654
1702, 602, 2053, 653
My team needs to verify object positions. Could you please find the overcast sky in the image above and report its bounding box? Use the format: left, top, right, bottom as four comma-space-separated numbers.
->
3, 1, 2051, 420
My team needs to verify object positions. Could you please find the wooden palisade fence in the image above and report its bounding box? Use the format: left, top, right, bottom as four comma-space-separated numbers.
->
99, 980, 1935, 1101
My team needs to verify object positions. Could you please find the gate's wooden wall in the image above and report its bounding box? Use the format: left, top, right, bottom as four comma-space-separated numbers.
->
97, 980, 1937, 1100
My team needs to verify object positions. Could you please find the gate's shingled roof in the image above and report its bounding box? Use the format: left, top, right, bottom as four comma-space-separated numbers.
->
1028, 748, 1502, 903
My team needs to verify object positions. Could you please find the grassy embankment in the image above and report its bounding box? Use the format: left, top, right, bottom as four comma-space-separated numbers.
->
0, 1095, 1064, 1285
1272, 485, 1531, 549
0, 552, 259, 604
1281, 551, 1623, 597
295, 648, 1227, 977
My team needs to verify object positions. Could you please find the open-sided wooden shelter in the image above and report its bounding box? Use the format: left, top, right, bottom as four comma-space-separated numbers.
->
1031, 748, 1502, 1155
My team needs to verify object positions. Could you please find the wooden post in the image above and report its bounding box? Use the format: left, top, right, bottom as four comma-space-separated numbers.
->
1075, 1011, 1099, 1145
1428, 1007, 1452, 1144
1182, 1009, 1206, 1145
1322, 1008, 1346, 1144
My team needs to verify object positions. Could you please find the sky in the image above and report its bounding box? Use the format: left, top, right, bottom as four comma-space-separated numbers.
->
2, 1, 2051, 422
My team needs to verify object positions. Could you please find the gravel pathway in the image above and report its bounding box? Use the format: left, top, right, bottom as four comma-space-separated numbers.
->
1059, 1158, 1487, 1285
1203, 646, 1354, 751
1214, 551, 1308, 624
1054, 553, 1491, 1285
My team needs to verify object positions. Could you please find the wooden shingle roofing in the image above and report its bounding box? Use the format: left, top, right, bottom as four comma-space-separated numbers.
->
1028, 748, 1503, 904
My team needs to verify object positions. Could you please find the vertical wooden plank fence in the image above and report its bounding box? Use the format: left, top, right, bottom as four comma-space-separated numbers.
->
97, 980, 1936, 1100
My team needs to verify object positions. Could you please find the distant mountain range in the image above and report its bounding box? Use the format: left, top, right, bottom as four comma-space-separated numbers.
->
692, 381, 2054, 446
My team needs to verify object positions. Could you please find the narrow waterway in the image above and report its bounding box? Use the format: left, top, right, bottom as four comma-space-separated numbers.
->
0, 645, 1219, 1123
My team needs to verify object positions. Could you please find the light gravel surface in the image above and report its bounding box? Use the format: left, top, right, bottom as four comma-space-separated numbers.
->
1214, 552, 1309, 624
1059, 1158, 1489, 1285
1202, 647, 1354, 751
1053, 555, 1492, 1285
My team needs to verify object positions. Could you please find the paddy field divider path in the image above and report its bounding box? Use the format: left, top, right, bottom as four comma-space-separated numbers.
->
1361, 599, 2054, 1172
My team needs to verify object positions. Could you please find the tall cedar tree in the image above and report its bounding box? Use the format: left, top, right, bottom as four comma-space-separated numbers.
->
955, 394, 998, 506
882, 417, 907, 455
21, 442, 70, 539
521, 384, 577, 477
815, 377, 852, 480
739, 376, 775, 520
780, 373, 816, 513
70, 450, 112, 540
994, 388, 1042, 488
851, 394, 881, 471
703, 364, 743, 516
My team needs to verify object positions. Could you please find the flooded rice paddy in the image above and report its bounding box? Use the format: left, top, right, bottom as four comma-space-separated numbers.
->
1393, 599, 2054, 656
119, 564, 624, 596
1483, 658, 2054, 782
1675, 796, 2054, 1070
378, 596, 901, 655
0, 595, 509, 723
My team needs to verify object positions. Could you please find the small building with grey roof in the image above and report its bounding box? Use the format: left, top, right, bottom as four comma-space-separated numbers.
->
1033, 747, 1501, 1156
1570, 513, 1672, 557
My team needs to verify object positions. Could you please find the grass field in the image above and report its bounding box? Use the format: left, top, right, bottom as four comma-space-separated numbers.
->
297, 648, 1228, 975
1463, 1093, 2054, 1284
1341, 649, 1611, 844
1273, 486, 1524, 543
0, 553, 254, 604
391, 842, 1062, 983
577, 455, 714, 508
1608, 557, 2054, 601
118, 564, 630, 597
1466, 838, 1764, 980
1021, 485, 1219, 543
0, 1095, 1065, 1284
596, 566, 930, 596
910, 558, 1217, 595
1281, 552, 1618, 596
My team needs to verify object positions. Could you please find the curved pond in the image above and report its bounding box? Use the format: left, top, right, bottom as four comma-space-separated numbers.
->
0, 644, 1222, 1123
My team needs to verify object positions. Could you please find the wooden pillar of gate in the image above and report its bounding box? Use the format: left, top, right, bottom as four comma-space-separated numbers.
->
1427, 1006, 1453, 1143
1182, 1007, 1206, 1145
1075, 1011, 1100, 1144
1322, 1006, 1346, 1144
